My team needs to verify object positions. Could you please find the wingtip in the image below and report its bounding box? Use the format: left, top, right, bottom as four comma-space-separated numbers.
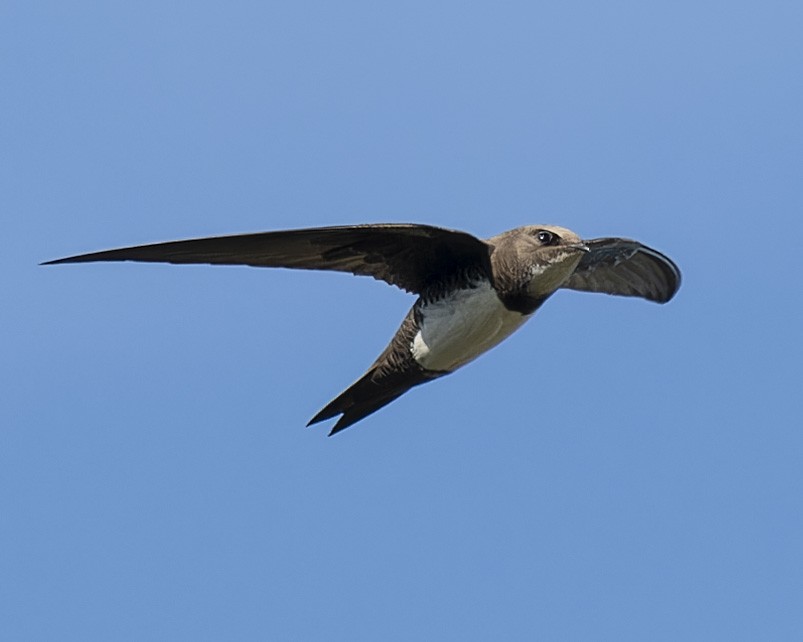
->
658, 273, 682, 304
651, 288, 677, 304
40, 256, 88, 266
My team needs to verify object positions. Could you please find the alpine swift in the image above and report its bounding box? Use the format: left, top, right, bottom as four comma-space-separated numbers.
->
44, 223, 681, 434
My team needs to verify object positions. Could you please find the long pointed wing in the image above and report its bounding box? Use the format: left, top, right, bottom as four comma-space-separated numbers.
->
42, 224, 492, 294
562, 238, 681, 303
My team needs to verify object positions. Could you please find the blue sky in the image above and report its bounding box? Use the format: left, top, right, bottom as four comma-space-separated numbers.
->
3, 1, 802, 639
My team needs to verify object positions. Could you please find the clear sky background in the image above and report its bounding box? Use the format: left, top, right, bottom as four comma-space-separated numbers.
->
3, 1, 802, 640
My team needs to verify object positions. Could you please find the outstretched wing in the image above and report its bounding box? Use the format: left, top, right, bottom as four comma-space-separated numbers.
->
42, 224, 492, 294
562, 238, 681, 303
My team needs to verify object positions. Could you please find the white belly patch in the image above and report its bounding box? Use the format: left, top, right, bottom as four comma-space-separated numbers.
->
410, 281, 530, 372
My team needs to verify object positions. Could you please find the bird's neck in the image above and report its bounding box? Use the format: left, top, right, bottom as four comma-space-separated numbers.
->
491, 254, 582, 315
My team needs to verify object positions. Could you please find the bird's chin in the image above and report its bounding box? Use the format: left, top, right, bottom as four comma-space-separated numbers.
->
528, 252, 584, 297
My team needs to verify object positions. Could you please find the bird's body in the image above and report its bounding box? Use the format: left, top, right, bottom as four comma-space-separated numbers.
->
411, 278, 530, 372
44, 223, 680, 434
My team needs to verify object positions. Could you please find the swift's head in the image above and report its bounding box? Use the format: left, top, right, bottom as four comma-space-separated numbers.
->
489, 225, 589, 297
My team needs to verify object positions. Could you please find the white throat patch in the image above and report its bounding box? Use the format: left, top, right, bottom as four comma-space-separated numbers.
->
410, 281, 530, 372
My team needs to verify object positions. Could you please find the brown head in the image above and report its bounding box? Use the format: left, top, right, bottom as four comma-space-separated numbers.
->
488, 225, 589, 299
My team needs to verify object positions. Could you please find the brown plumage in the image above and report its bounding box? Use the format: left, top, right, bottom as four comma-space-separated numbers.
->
44, 223, 681, 434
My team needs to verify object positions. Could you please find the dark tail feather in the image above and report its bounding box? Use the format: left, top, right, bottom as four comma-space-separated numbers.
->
326, 391, 408, 435
307, 367, 436, 435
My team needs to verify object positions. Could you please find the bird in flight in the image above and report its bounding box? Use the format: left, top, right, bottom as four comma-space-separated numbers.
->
44, 223, 680, 434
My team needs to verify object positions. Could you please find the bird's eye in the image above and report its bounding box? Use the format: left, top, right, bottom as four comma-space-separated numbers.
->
537, 231, 554, 244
